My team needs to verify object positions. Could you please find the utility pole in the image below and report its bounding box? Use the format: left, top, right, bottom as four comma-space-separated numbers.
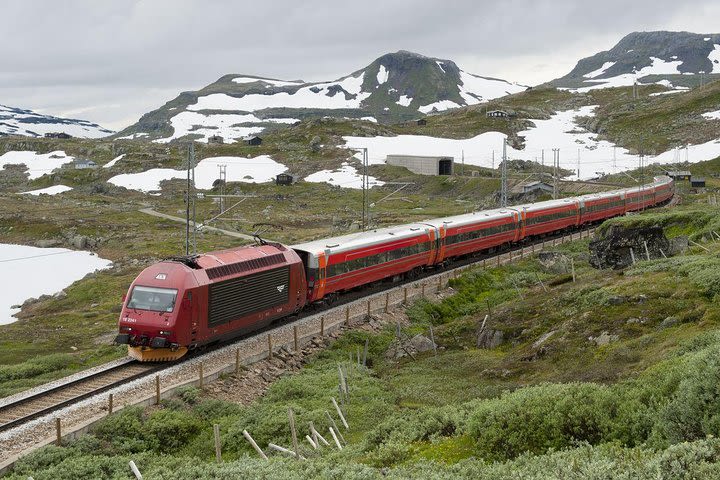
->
541, 149, 544, 169
218, 164, 227, 214
461, 149, 465, 176
491, 150, 495, 176
361, 148, 369, 231
191, 144, 197, 256
613, 147, 617, 174
500, 139, 508, 207
185, 144, 192, 256
577, 148, 580, 181
552, 148, 560, 199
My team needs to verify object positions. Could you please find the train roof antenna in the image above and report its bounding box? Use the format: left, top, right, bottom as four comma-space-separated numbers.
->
251, 223, 284, 246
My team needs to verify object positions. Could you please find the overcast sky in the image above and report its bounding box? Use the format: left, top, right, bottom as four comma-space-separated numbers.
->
2, 0, 719, 131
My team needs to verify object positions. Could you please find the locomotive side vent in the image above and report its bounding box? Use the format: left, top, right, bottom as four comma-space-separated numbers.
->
205, 253, 285, 280
208, 266, 290, 326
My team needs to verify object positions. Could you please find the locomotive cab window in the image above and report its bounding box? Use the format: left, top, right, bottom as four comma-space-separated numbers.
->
127, 286, 178, 312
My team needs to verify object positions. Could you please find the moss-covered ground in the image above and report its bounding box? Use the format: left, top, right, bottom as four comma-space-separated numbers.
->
9, 200, 720, 478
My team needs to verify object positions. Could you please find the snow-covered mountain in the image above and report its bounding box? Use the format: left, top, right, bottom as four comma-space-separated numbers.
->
116, 51, 526, 144
0, 104, 114, 139
550, 31, 720, 92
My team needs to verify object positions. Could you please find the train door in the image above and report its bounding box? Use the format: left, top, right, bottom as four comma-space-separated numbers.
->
518, 209, 526, 241
436, 224, 447, 263
578, 199, 585, 225
316, 250, 328, 299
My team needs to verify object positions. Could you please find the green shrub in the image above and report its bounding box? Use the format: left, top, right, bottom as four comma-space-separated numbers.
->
144, 408, 203, 452
466, 383, 614, 461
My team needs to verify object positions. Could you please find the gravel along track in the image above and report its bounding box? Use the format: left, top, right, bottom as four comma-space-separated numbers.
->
0, 226, 597, 466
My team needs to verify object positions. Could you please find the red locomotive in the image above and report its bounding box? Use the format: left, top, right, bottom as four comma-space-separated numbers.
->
115, 176, 674, 361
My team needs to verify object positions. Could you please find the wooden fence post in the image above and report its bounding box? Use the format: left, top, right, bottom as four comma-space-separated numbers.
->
362, 338, 369, 367
403, 287, 408, 304
325, 411, 346, 444
429, 324, 437, 356
288, 408, 299, 459
236, 348, 241, 374
366, 300, 371, 317
268, 334, 273, 359
385, 292, 390, 313
243, 430, 268, 460
320, 316, 325, 337
155, 375, 161, 405
293, 325, 299, 351
421, 284, 425, 297
331, 397, 349, 429
108, 394, 113, 415
437, 278, 442, 293
497, 254, 500, 267
199, 364, 204, 388
345, 306, 350, 325
214, 424, 222, 462
129, 460, 143, 480
56, 418, 61, 446
571, 258, 576, 283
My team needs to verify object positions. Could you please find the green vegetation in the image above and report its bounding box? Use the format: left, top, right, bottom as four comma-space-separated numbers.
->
10, 204, 720, 478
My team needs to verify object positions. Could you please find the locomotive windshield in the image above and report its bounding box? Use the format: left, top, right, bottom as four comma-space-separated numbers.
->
127, 286, 178, 312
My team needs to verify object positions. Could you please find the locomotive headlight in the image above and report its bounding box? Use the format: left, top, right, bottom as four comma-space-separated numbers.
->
160, 330, 172, 336
120, 326, 132, 332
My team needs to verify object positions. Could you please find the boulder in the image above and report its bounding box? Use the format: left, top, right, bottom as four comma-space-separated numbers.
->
590, 331, 619, 346
659, 316, 679, 329
35, 239, 61, 248
477, 328, 504, 349
589, 225, 671, 269
668, 236, 689, 255
537, 252, 571, 274
407, 334, 436, 353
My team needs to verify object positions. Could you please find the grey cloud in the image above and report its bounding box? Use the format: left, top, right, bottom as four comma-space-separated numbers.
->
1, 0, 717, 129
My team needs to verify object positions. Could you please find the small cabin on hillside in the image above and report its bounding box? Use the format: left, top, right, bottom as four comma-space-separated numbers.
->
245, 135, 262, 146
416, 118, 427, 126
74, 159, 97, 169
486, 110, 509, 118
208, 135, 224, 145
511, 181, 554, 195
691, 176, 706, 188
275, 173, 297, 186
667, 170, 691, 181
44, 132, 72, 139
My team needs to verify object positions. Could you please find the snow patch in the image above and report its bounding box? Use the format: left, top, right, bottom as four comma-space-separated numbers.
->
708, 45, 720, 73
155, 111, 265, 143
376, 65, 389, 85
457, 71, 526, 105
0, 104, 113, 139
108, 155, 287, 192
343, 105, 720, 180
436, 61, 446, 73
702, 109, 720, 120
418, 100, 462, 114
304, 162, 384, 189
103, 154, 125, 169
360, 117, 378, 123
115, 132, 149, 140
583, 61, 616, 79
232, 77, 302, 87
189, 73, 370, 112
0, 151, 74, 180
396, 95, 413, 107
0, 244, 112, 325
571, 57, 684, 92
20, 185, 73, 196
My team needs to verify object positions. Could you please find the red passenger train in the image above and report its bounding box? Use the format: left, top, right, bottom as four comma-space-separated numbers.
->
115, 176, 674, 361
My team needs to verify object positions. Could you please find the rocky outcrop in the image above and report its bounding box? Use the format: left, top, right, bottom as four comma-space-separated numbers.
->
589, 225, 671, 269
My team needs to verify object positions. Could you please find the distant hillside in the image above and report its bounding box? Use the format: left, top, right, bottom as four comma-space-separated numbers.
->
0, 104, 113, 139
115, 50, 526, 144
550, 31, 720, 91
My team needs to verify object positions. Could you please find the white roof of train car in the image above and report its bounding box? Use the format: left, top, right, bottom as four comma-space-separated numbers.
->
291, 222, 431, 255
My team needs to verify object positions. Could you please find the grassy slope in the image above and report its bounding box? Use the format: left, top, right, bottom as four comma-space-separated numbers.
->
9, 201, 720, 478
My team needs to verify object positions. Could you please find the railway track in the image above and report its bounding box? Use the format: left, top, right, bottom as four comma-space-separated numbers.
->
0, 221, 613, 437
0, 360, 164, 434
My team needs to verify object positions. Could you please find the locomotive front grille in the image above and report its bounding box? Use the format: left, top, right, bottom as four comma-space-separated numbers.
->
208, 266, 290, 326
